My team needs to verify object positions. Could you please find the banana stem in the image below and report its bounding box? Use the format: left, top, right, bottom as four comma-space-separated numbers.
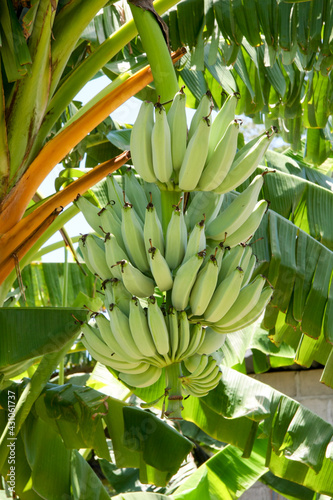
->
165, 363, 183, 420
129, 4, 179, 106
160, 190, 183, 237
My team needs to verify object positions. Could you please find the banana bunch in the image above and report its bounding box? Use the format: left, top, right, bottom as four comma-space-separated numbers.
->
77, 172, 269, 302
74, 88, 278, 413
175, 241, 273, 332
80, 296, 221, 395
181, 354, 222, 397
130, 90, 277, 192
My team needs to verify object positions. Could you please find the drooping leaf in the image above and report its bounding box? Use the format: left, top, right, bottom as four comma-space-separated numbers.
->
173, 439, 268, 500
123, 406, 193, 476
0, 307, 88, 370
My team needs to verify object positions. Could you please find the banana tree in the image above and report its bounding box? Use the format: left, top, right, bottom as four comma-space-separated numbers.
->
0, 1, 333, 499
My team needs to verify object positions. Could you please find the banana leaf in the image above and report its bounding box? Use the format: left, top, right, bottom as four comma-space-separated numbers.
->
128, 364, 333, 495
0, 307, 88, 370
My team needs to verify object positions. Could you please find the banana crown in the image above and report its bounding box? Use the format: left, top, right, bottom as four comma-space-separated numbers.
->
76, 90, 276, 412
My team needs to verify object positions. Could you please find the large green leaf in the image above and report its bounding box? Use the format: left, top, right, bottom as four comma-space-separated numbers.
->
173, 439, 268, 499
34, 382, 111, 459
183, 366, 333, 495
123, 406, 193, 476
21, 415, 71, 500
0, 408, 110, 500
253, 155, 333, 250
0, 307, 88, 370
250, 210, 333, 349
71, 449, 111, 500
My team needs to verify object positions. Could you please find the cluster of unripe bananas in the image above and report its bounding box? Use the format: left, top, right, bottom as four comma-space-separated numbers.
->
75, 90, 276, 415
81, 305, 223, 396
130, 89, 277, 192
75, 168, 273, 400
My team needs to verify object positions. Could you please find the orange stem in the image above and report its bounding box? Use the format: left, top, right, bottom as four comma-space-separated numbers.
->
0, 48, 185, 235
0, 151, 130, 269
0, 208, 62, 284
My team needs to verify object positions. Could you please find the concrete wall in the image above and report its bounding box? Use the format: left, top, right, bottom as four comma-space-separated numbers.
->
241, 369, 333, 500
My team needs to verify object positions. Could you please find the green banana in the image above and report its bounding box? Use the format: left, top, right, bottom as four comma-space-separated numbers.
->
105, 233, 128, 280
103, 280, 114, 309
84, 234, 112, 281
197, 326, 226, 355
198, 119, 239, 191
190, 253, 219, 316
144, 200, 165, 255
214, 128, 277, 194
130, 100, 156, 183
239, 245, 253, 276
142, 182, 162, 221
185, 191, 223, 231
212, 285, 273, 333
148, 242, 173, 292
151, 102, 173, 183
83, 322, 142, 369
206, 93, 239, 163
187, 356, 219, 381
204, 266, 244, 323
214, 275, 266, 328
78, 236, 99, 277
98, 205, 124, 248
218, 245, 245, 283
183, 353, 201, 372
108, 303, 144, 360
81, 332, 115, 367
183, 365, 221, 396
183, 323, 205, 358
178, 115, 211, 191
81, 321, 114, 359
106, 174, 126, 218
117, 259, 155, 298
167, 88, 188, 172
183, 217, 206, 264
124, 168, 149, 221
95, 313, 136, 361
176, 311, 191, 359
242, 253, 256, 287
147, 296, 170, 355
121, 202, 149, 272
108, 361, 154, 374
74, 195, 103, 236
206, 174, 265, 240
205, 243, 225, 271
172, 251, 205, 311
183, 354, 209, 378
119, 365, 163, 388
188, 91, 212, 141
103, 278, 132, 316
129, 297, 159, 359
165, 202, 188, 270
223, 200, 268, 248
167, 307, 179, 361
